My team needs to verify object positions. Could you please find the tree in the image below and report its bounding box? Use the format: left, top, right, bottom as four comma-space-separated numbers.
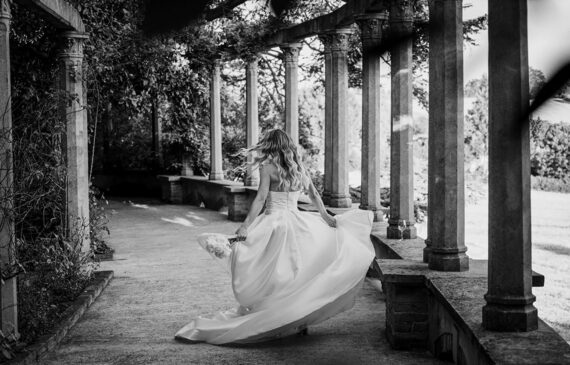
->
530, 67, 547, 100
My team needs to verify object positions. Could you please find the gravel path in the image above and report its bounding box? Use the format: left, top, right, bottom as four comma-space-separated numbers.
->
42, 199, 441, 365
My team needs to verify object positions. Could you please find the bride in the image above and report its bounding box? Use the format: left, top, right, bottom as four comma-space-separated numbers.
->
175, 129, 375, 344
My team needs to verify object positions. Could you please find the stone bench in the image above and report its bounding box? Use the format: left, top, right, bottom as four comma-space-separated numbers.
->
376, 259, 567, 365
224, 185, 259, 221
179, 176, 242, 210
157, 175, 183, 203
224, 186, 313, 222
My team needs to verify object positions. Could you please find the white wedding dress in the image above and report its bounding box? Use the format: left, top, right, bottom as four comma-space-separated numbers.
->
175, 190, 375, 344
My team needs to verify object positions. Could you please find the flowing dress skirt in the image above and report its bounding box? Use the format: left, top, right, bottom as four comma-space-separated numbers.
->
175, 200, 375, 344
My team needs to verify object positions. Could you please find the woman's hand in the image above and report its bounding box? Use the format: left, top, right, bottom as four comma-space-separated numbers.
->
235, 225, 248, 240
323, 214, 336, 228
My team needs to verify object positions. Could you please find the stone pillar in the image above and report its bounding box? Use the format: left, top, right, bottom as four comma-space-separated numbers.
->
151, 98, 163, 169
245, 56, 259, 186
209, 59, 223, 180
388, 1, 416, 239
328, 29, 353, 208
427, 0, 468, 271
483, 0, 538, 332
181, 154, 193, 176
59, 31, 90, 253
358, 14, 387, 221
0, 0, 17, 337
281, 43, 302, 143
319, 34, 333, 205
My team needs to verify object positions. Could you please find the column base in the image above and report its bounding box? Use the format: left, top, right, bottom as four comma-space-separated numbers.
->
387, 221, 417, 239
428, 251, 469, 272
329, 195, 352, 208
322, 191, 331, 205
423, 240, 431, 263
359, 205, 384, 222
209, 172, 224, 180
482, 303, 538, 332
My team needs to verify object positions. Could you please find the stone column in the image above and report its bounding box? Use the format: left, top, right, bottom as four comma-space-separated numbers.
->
388, 1, 416, 239
245, 56, 259, 186
483, 0, 538, 332
59, 31, 90, 253
151, 99, 163, 169
427, 0, 468, 271
319, 34, 333, 205
0, 0, 17, 337
209, 59, 223, 180
328, 30, 353, 208
281, 43, 302, 143
358, 14, 387, 221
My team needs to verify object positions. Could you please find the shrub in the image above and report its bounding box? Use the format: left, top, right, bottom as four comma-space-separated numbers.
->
0, 91, 103, 351
531, 176, 570, 193
530, 118, 570, 179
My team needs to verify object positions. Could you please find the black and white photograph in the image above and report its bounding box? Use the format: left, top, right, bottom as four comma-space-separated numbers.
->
0, 0, 569, 363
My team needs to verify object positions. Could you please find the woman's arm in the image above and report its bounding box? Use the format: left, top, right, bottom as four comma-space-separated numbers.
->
235, 164, 270, 239
306, 177, 336, 228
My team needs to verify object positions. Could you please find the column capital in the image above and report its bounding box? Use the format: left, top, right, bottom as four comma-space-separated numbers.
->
389, 0, 414, 23
318, 34, 332, 55
356, 13, 388, 49
0, 0, 12, 20
58, 31, 89, 60
281, 42, 302, 65
244, 54, 258, 69
328, 28, 352, 54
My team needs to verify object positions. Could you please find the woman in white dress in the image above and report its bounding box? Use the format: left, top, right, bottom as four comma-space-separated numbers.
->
175, 129, 375, 344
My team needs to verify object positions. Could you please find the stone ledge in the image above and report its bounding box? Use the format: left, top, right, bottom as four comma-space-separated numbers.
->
377, 259, 569, 364
178, 176, 242, 210
8, 270, 114, 364
157, 175, 182, 182
371, 232, 425, 261
180, 176, 242, 187
372, 235, 545, 287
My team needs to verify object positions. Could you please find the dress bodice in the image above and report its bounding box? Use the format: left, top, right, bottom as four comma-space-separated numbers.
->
265, 191, 300, 214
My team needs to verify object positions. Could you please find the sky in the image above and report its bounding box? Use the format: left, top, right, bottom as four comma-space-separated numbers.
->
463, 0, 570, 82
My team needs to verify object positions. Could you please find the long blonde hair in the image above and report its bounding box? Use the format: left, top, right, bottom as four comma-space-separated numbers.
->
246, 129, 309, 190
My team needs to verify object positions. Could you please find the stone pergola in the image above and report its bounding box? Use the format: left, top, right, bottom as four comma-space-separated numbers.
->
0, 0, 89, 337
181, 0, 556, 358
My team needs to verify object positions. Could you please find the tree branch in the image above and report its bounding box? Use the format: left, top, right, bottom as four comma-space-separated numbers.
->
205, 0, 249, 21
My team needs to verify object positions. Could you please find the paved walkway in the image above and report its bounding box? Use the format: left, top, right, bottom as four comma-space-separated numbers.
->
43, 198, 442, 365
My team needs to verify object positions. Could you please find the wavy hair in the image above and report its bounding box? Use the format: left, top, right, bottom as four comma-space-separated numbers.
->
244, 129, 309, 190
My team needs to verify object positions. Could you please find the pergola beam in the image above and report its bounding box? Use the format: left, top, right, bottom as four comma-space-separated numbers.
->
14, 0, 84, 31
267, 0, 386, 46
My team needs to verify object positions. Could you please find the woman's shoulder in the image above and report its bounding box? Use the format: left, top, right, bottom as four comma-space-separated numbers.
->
260, 160, 277, 170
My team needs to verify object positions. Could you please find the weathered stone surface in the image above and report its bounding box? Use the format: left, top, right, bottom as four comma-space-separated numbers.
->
59, 31, 90, 252
209, 59, 223, 180
16, 0, 84, 31
328, 29, 352, 208
427, 0, 468, 272
319, 34, 332, 205
376, 259, 570, 364
281, 43, 302, 143
484, 0, 538, 332
157, 175, 183, 204
180, 176, 242, 211
388, 0, 416, 239
0, 0, 18, 337
357, 14, 388, 221
245, 57, 259, 186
